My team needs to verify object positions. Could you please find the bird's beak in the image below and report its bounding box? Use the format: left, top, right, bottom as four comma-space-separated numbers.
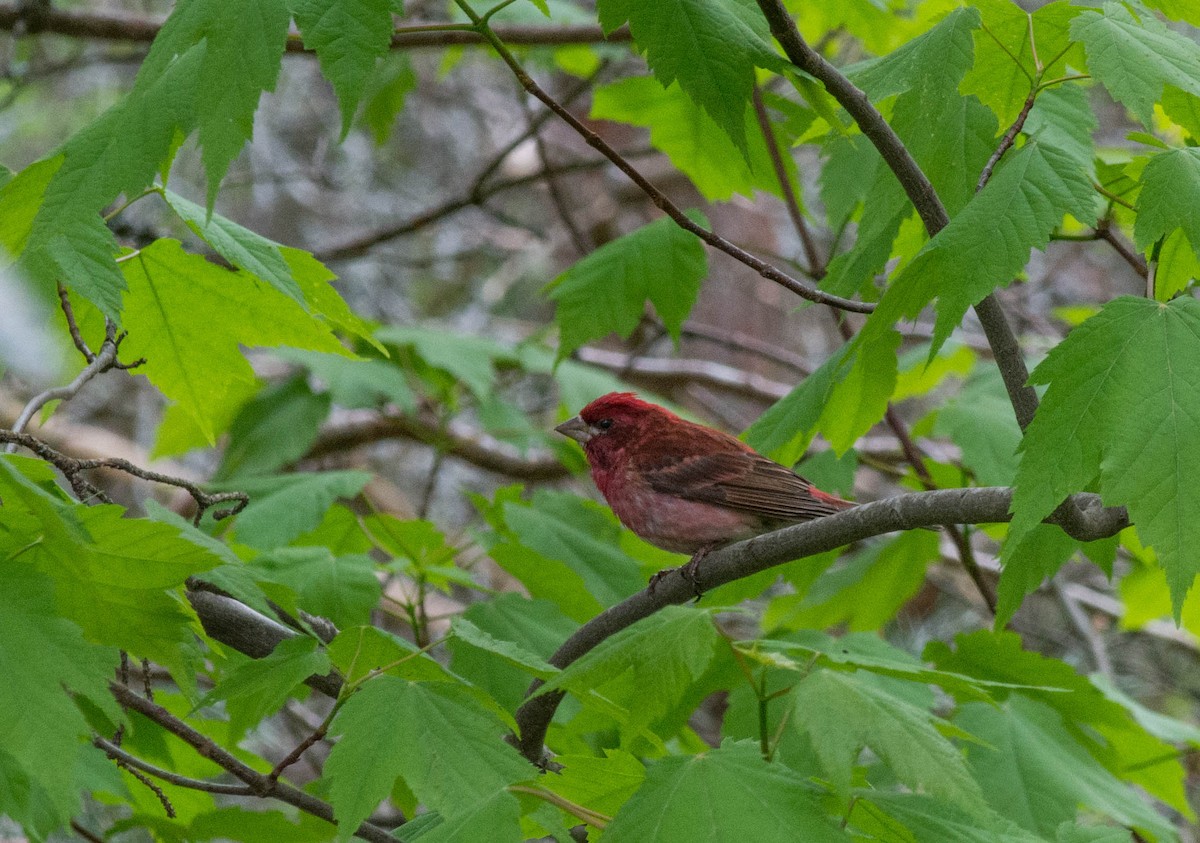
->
555, 415, 592, 444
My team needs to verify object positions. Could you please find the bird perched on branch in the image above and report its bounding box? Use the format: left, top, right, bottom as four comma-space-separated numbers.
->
555, 392, 855, 593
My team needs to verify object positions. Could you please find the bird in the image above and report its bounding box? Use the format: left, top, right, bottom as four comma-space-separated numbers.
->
555, 392, 856, 594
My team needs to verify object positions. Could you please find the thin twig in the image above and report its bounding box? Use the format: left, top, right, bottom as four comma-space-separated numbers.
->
751, 85, 823, 276
1095, 223, 1149, 280
70, 821, 106, 843
1051, 579, 1114, 678
317, 152, 653, 261
452, 0, 875, 314
0, 429, 248, 524
976, 88, 1037, 194
108, 683, 401, 843
94, 736, 252, 796
523, 96, 592, 255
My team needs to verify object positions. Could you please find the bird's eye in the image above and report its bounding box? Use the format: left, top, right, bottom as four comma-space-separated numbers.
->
596, 418, 613, 431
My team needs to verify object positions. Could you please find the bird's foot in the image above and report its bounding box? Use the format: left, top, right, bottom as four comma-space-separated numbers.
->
647, 545, 714, 602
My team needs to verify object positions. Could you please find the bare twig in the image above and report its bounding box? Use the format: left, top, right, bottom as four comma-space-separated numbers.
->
317, 153, 652, 261
1051, 578, 1114, 678
451, 0, 875, 314
1095, 223, 1149, 280
0, 4, 630, 49
751, 85, 823, 277
523, 96, 592, 255
975, 88, 1037, 194
108, 684, 401, 843
0, 429, 248, 524
95, 736, 251, 796
303, 411, 568, 481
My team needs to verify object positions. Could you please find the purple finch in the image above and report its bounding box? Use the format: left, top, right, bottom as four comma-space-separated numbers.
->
556, 392, 855, 591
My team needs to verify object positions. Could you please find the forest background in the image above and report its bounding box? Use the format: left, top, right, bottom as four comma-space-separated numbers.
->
2, 0, 1200, 840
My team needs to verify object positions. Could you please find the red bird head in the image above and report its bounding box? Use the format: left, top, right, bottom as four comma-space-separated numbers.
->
555, 392, 675, 470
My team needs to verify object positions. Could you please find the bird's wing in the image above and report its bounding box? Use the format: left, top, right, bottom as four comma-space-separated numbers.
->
640, 446, 853, 521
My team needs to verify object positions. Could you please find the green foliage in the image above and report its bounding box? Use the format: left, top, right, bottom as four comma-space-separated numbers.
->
324, 677, 531, 840
547, 215, 707, 359
3, 0, 1198, 840
1008, 297, 1200, 614
603, 741, 847, 841
596, 0, 784, 154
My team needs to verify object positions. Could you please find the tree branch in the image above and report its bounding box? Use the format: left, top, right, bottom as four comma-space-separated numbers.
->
108, 683, 398, 843
512, 487, 1129, 763
451, 0, 875, 315
753, 0, 1039, 429
303, 412, 569, 481
0, 4, 629, 49
0, 429, 248, 525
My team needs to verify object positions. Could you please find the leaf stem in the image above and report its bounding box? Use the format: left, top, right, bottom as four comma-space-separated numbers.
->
509, 785, 611, 828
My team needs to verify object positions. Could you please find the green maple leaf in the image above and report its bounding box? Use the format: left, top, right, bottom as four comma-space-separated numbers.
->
323, 677, 531, 841
139, 0, 291, 204
1134, 147, 1200, 258
291, 0, 397, 137
791, 668, 985, 811
547, 216, 707, 361
1009, 296, 1200, 614
596, 0, 784, 155
604, 741, 847, 842
119, 239, 349, 442
1072, 2, 1200, 129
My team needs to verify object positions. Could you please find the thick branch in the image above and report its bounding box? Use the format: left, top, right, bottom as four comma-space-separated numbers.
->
754, 0, 1038, 428
512, 487, 1128, 762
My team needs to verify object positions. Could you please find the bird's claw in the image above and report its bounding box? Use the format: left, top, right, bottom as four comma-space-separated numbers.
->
646, 546, 713, 602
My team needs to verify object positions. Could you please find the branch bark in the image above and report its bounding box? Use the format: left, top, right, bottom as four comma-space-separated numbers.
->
512, 487, 1129, 763
753, 0, 1041, 428
0, 4, 629, 49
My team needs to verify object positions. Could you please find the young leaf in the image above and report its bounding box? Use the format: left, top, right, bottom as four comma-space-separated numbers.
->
870, 141, 1099, 354
1072, 2, 1200, 129
199, 636, 331, 734
5, 44, 205, 317
547, 216, 706, 360
851, 792, 1046, 843
534, 606, 721, 732
139, 0, 291, 204
216, 375, 332, 480
603, 741, 847, 842
448, 617, 556, 679
596, 0, 784, 155
956, 697, 1177, 840
1133, 147, 1200, 256
0, 566, 119, 837
448, 596, 578, 712
791, 668, 985, 811
250, 547, 380, 627
591, 77, 789, 202
273, 348, 416, 411
291, 0, 397, 137
323, 676, 531, 841
228, 470, 373, 549
763, 531, 936, 632
119, 239, 349, 442
1008, 297, 1200, 614
161, 188, 306, 305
